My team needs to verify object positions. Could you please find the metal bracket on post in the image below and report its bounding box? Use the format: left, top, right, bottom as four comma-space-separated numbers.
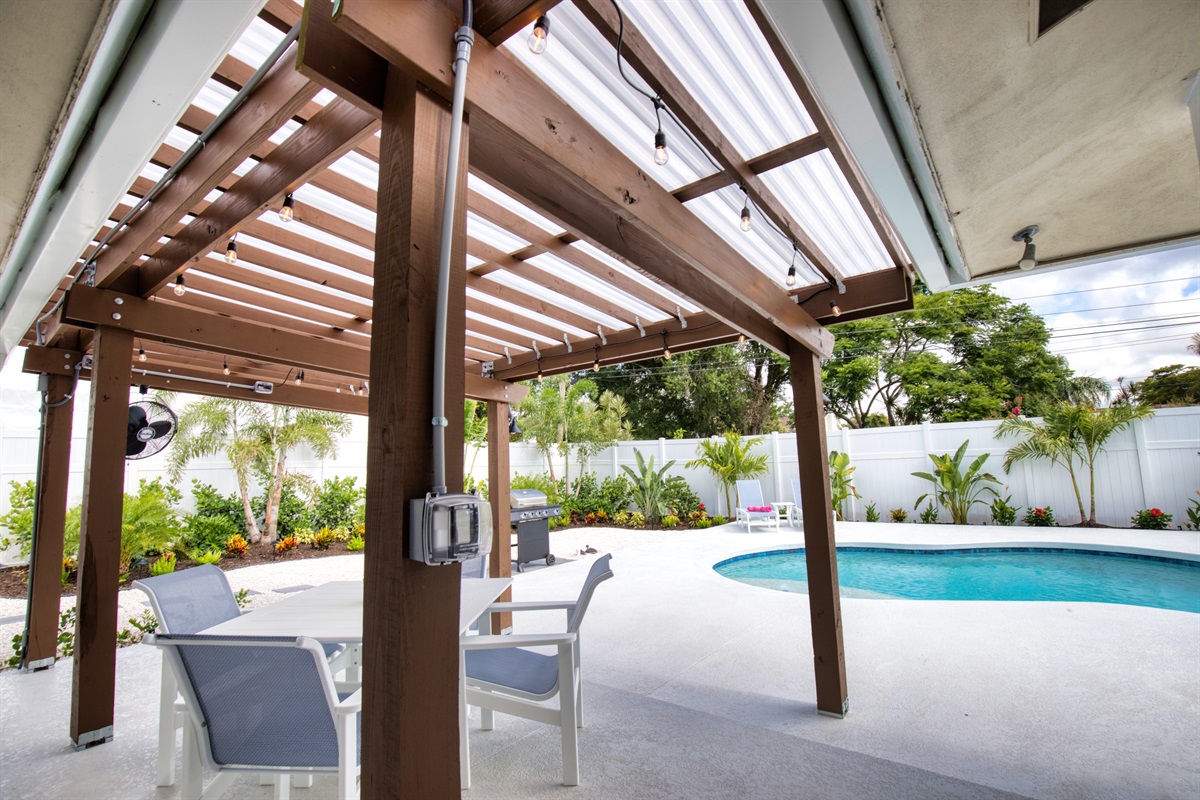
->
563, 334, 572, 353
531, 341, 541, 360
502, 346, 512, 365
481, 361, 494, 378
597, 326, 607, 346
674, 307, 686, 327
634, 317, 645, 337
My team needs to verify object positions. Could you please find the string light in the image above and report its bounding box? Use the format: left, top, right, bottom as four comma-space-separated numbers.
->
295, 370, 304, 386
653, 128, 669, 166
593, 346, 601, 372
137, 344, 147, 362
224, 234, 238, 264
528, 14, 550, 54
173, 275, 186, 296
738, 333, 746, 344
222, 357, 230, 376
829, 299, 842, 317
785, 246, 797, 288
348, 384, 356, 396
661, 330, 671, 359
279, 193, 294, 223
740, 189, 752, 232
537, 359, 544, 382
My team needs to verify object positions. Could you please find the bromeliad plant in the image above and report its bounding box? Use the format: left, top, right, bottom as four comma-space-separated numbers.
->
912, 440, 1001, 525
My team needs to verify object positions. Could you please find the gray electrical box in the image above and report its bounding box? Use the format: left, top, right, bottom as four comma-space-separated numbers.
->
409, 492, 493, 566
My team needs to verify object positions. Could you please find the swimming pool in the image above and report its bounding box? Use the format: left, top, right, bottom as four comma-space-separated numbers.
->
714, 547, 1200, 613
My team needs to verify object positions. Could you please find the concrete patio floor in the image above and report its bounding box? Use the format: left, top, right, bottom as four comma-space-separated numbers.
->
1, 522, 1197, 799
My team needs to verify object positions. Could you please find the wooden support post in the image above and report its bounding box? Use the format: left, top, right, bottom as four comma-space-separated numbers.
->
789, 344, 849, 718
20, 372, 76, 670
361, 66, 467, 799
487, 400, 513, 634
70, 325, 133, 747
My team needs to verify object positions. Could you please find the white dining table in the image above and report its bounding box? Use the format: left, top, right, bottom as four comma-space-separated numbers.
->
199, 577, 512, 789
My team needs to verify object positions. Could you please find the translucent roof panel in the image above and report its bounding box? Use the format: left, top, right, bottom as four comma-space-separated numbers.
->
523, 253, 667, 323
618, 0, 818, 159
568, 240, 699, 315
467, 174, 566, 237
760, 150, 892, 277
505, 3, 717, 191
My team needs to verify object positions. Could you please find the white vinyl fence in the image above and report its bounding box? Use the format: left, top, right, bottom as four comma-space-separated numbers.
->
2, 380, 1197, 536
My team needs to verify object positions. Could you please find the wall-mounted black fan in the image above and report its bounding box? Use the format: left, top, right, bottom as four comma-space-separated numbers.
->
127, 401, 177, 459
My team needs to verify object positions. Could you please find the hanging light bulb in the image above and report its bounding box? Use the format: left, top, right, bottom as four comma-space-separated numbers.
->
593, 346, 600, 372
537, 359, 544, 382
740, 190, 752, 232
662, 331, 671, 360
173, 275, 186, 296
224, 235, 238, 264
830, 299, 842, 317
138, 345, 147, 362
738, 333, 746, 344
785, 245, 798, 288
222, 357, 230, 376
295, 370, 304, 386
653, 129, 669, 166
528, 14, 550, 54
279, 193, 295, 223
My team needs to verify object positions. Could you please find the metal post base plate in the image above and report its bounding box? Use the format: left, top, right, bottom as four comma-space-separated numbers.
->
71, 726, 113, 751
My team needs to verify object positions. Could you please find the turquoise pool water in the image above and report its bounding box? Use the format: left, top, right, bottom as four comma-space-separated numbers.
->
714, 548, 1200, 613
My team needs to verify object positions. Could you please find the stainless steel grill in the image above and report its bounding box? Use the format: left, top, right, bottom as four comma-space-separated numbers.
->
509, 489, 562, 570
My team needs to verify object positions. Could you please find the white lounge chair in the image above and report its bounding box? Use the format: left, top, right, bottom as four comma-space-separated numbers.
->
150, 633, 360, 800
735, 480, 780, 532
461, 554, 614, 786
790, 477, 804, 526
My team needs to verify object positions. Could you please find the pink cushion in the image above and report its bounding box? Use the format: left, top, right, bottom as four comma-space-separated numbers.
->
747, 505, 773, 513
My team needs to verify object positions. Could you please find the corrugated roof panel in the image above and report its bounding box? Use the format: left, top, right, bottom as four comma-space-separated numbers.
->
567, 240, 697, 315
523, 253, 666, 322
468, 174, 566, 237
466, 286, 592, 339
483, 270, 627, 331
467, 213, 530, 253
760, 150, 892, 277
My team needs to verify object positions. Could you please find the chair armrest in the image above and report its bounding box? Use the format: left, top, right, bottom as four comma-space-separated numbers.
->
486, 600, 576, 613
460, 632, 577, 650
334, 688, 362, 715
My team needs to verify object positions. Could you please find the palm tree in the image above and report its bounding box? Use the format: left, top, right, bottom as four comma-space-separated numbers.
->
686, 432, 768, 517
1188, 333, 1200, 356
997, 402, 1152, 525
169, 399, 351, 542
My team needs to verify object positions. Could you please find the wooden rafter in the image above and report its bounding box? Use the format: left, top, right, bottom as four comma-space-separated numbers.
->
314, 0, 832, 357
671, 132, 826, 203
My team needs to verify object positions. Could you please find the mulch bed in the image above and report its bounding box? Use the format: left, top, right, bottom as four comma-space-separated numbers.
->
0, 540, 363, 599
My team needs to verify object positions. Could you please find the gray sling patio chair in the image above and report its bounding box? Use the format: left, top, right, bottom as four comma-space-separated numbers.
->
150, 634, 360, 800
735, 479, 780, 532
134, 566, 351, 787
461, 554, 614, 786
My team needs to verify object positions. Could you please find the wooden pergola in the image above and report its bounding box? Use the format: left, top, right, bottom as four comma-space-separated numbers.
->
15, 0, 913, 794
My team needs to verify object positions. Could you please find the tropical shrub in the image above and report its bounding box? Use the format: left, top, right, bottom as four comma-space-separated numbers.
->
179, 515, 241, 557
274, 535, 299, 554
225, 534, 250, 557
989, 496, 1019, 526
120, 479, 182, 568
864, 502, 880, 523
61, 557, 76, 587
912, 441, 1000, 525
309, 476, 364, 531
512, 473, 560, 504
312, 527, 337, 550
346, 535, 365, 551
1131, 508, 1173, 530
620, 449, 676, 525
149, 553, 176, 576
193, 549, 222, 565
661, 514, 681, 528
686, 432, 768, 518
612, 511, 630, 526
190, 481, 245, 529
829, 451, 860, 521
889, 508, 908, 523
693, 518, 712, 529
918, 502, 940, 524
1023, 506, 1056, 527
710, 515, 728, 526
251, 479, 310, 540
629, 512, 646, 528
1, 481, 80, 560
1186, 493, 1200, 531
662, 476, 702, 517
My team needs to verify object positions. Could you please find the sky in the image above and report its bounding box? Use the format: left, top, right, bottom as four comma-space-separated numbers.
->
989, 243, 1200, 388
1, 244, 1198, 400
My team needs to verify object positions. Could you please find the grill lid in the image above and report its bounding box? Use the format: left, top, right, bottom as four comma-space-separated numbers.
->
511, 489, 548, 508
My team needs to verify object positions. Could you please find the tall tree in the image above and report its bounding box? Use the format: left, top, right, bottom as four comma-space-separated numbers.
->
685, 432, 768, 517
1129, 365, 1200, 406
169, 399, 351, 542
592, 342, 790, 438
823, 284, 1077, 427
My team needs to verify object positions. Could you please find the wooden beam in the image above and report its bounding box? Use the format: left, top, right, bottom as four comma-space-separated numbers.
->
486, 399, 513, 634
670, 132, 826, 203
132, 365, 370, 415
19, 370, 75, 669
70, 325, 133, 747
91, 48, 319, 290
795, 269, 913, 324
475, 0, 562, 45
308, 0, 831, 357
575, 0, 842, 285
136, 98, 379, 297
60, 285, 372, 379
492, 311, 735, 381
465, 373, 528, 404
788, 343, 848, 718
361, 66, 467, 797
21, 345, 84, 376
